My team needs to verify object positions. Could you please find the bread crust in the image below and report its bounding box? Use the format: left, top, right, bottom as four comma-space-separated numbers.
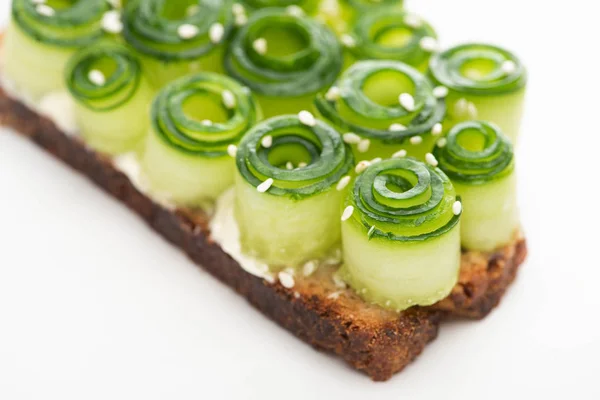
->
0, 89, 526, 381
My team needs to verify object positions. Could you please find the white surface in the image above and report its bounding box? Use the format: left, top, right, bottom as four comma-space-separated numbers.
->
1, 0, 599, 398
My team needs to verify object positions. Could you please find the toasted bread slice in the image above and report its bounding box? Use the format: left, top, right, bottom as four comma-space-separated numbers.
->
0, 88, 526, 381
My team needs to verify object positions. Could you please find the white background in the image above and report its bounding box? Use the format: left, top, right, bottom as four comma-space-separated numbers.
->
1, 0, 598, 398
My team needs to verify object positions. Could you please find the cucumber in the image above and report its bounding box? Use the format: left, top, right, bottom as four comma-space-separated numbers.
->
224, 8, 342, 118
428, 43, 527, 143
314, 60, 446, 162
241, 0, 319, 14
122, 0, 234, 88
65, 42, 153, 155
433, 121, 518, 251
4, 0, 109, 98
317, 0, 403, 35
234, 114, 354, 267
340, 157, 461, 311
140, 72, 262, 206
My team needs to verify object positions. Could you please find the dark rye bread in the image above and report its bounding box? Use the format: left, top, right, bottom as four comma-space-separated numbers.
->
0, 88, 527, 381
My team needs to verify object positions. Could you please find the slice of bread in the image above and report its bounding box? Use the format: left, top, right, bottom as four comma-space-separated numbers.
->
0, 88, 527, 381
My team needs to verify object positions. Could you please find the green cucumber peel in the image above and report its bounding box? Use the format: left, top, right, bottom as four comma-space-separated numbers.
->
241, 0, 318, 13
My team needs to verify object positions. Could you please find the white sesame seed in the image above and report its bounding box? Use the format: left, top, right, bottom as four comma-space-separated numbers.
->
454, 98, 468, 116
186, 4, 200, 16
419, 36, 438, 52
261, 135, 273, 148
360, 288, 367, 294
340, 34, 356, 48
227, 144, 237, 157
467, 102, 478, 118
501, 60, 517, 74
425, 153, 438, 167
88, 69, 106, 86
333, 274, 347, 289
399, 93, 415, 112
325, 86, 341, 101
367, 225, 375, 237
221, 89, 236, 109
355, 160, 371, 173
286, 161, 294, 170
178, 23, 199, 39
232, 3, 245, 15
209, 23, 224, 44
286, 5, 305, 16
336, 175, 351, 191
385, 300, 392, 307
303, 260, 317, 276
410, 135, 423, 145
201, 119, 213, 126
453, 200, 462, 215
257, 178, 274, 193
431, 122, 443, 136
392, 149, 407, 158
294, 291, 300, 298
252, 38, 267, 55
234, 13, 247, 26
370, 157, 382, 164
278, 271, 295, 288
437, 137, 447, 148
102, 10, 123, 34
433, 85, 448, 98
327, 291, 343, 300
36, 4, 55, 17
403, 14, 422, 28
341, 205, 354, 221
298, 110, 316, 127
343, 132, 361, 144
298, 161, 308, 168
357, 138, 370, 153
389, 123, 407, 132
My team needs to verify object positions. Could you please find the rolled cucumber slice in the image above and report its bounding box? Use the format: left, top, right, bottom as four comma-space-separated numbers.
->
122, 0, 234, 88
433, 121, 518, 251
241, 0, 318, 14
428, 43, 527, 143
4, 0, 109, 98
317, 0, 403, 35
341, 157, 461, 311
141, 72, 261, 206
224, 8, 342, 118
234, 114, 354, 268
65, 42, 153, 155
315, 60, 446, 162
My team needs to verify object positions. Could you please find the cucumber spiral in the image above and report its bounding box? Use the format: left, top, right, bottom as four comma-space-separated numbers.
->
317, 0, 403, 35
428, 43, 527, 143
344, 8, 437, 71
141, 72, 261, 205
340, 157, 461, 311
241, 0, 318, 14
224, 8, 342, 117
65, 41, 153, 155
433, 120, 518, 251
122, 0, 234, 87
315, 60, 446, 161
234, 114, 354, 267
4, 0, 110, 97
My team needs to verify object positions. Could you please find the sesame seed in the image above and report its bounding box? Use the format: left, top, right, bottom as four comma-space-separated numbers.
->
333, 274, 347, 289
357, 138, 370, 153
298, 161, 308, 168
410, 136, 423, 145
234, 13, 247, 26
425, 153, 438, 167
336, 175, 351, 191
340, 34, 356, 48
36, 4, 55, 17
261, 135, 273, 148
303, 260, 317, 276
404, 14, 422, 28
298, 110, 316, 126
278, 271, 295, 288
385, 300, 391, 307
327, 291, 342, 300
257, 178, 274, 193
88, 69, 106, 86
343, 132, 361, 144
201, 119, 213, 126
178, 23, 199, 39
102, 10, 122, 34
453, 200, 462, 215
286, 161, 294, 170
389, 123, 407, 132
209, 23, 224, 43
341, 205, 354, 221
186, 4, 200, 16
392, 149, 407, 158
355, 160, 371, 173
436, 137, 447, 147
294, 292, 300, 298
399, 93, 415, 112
501, 60, 517, 74
454, 98, 468, 116
325, 86, 341, 101
419, 36, 438, 52
431, 122, 443, 136
360, 288, 367, 294
227, 144, 237, 157
286, 5, 305, 16
232, 3, 245, 15
370, 157, 382, 164
467, 102, 478, 118
220, 89, 236, 110
433, 85, 448, 98
252, 38, 267, 55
